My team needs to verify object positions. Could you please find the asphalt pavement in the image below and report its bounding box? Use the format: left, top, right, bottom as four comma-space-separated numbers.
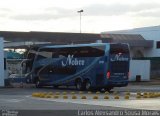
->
0, 84, 160, 116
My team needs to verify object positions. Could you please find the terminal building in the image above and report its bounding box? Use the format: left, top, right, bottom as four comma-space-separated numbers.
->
0, 25, 160, 86
1, 31, 104, 48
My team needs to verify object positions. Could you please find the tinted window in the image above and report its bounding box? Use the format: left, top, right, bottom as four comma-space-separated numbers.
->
63, 46, 105, 57
50, 66, 76, 75
111, 61, 128, 73
26, 47, 40, 70
36, 50, 53, 61
27, 47, 39, 59
156, 41, 160, 49
37, 45, 105, 59
39, 65, 76, 75
110, 44, 129, 54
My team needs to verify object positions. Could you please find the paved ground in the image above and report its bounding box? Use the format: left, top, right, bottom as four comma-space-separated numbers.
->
0, 84, 160, 116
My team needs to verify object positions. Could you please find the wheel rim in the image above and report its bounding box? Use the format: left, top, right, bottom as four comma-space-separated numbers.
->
76, 81, 81, 90
86, 81, 91, 90
36, 81, 40, 87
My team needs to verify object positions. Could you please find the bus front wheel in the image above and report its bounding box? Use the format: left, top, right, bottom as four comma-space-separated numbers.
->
35, 79, 41, 88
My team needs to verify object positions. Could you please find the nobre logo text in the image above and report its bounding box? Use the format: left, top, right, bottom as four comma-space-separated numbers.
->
110, 54, 129, 62
62, 55, 85, 67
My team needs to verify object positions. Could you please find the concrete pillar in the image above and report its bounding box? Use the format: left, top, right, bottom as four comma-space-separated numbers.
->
0, 37, 4, 87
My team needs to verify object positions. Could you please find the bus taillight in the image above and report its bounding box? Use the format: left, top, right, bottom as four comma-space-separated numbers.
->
107, 71, 110, 79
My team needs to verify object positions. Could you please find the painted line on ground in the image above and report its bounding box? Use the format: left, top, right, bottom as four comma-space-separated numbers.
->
0, 98, 25, 103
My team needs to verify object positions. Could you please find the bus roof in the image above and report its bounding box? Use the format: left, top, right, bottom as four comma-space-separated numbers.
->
39, 43, 129, 49
40, 43, 109, 49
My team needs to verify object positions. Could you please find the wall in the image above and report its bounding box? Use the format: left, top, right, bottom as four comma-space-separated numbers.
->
102, 26, 160, 57
129, 60, 150, 81
0, 37, 4, 87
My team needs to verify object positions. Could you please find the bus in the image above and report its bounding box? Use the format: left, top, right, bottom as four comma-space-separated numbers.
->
25, 43, 130, 91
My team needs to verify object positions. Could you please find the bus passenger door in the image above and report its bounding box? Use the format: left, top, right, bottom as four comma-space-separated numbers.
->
38, 65, 50, 83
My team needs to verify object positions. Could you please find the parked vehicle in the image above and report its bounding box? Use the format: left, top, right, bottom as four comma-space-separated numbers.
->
25, 43, 130, 91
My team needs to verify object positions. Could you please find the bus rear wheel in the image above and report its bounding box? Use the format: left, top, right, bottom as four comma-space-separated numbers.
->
75, 79, 83, 90
105, 87, 113, 92
85, 80, 91, 91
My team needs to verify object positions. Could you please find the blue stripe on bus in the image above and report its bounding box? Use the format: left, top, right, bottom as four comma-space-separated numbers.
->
52, 57, 101, 85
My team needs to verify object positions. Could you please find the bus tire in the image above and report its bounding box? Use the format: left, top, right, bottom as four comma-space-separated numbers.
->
105, 87, 112, 92
75, 79, 83, 91
85, 80, 91, 91
35, 79, 41, 88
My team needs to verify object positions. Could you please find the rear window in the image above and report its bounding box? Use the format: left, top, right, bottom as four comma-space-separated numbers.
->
110, 44, 129, 54
111, 61, 128, 73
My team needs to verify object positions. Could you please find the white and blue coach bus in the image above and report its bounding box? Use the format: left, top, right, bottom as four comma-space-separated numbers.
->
26, 43, 130, 91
